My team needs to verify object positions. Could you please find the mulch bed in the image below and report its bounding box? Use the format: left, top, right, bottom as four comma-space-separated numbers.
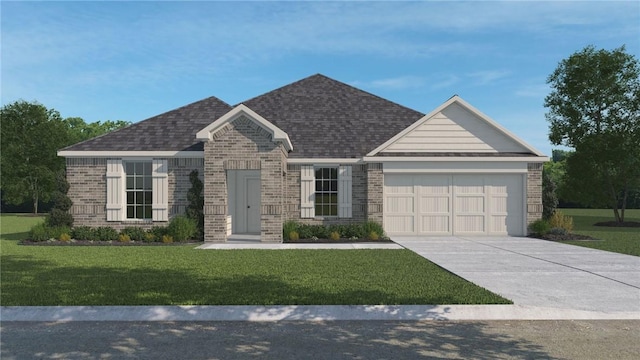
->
530, 234, 599, 242
20, 240, 202, 246
593, 221, 640, 228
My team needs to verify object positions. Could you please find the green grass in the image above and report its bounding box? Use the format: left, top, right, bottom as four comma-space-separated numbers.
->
0, 214, 510, 306
558, 208, 640, 256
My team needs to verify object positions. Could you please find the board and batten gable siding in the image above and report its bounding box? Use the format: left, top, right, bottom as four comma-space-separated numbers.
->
381, 103, 528, 153
66, 157, 203, 230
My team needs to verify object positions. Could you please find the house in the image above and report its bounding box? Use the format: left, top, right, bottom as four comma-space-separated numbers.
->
58, 74, 548, 242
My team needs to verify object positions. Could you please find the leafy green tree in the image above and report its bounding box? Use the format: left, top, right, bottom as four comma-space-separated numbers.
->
63, 117, 130, 145
47, 170, 74, 227
545, 45, 640, 222
1, 101, 69, 213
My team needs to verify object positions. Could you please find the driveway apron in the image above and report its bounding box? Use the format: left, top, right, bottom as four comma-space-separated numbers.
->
393, 236, 640, 313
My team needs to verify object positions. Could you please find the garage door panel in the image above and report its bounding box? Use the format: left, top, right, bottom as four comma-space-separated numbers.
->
419, 215, 450, 233
384, 174, 524, 236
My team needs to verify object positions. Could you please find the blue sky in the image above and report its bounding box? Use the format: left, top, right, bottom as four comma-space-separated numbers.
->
2, 1, 639, 156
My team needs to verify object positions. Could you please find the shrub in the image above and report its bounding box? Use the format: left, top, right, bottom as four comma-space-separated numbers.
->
329, 231, 341, 241
143, 232, 156, 243
283, 220, 299, 240
297, 224, 314, 239
168, 215, 197, 242
363, 221, 385, 238
92, 227, 119, 241
549, 211, 573, 232
149, 226, 168, 242
528, 219, 551, 235
368, 231, 379, 241
118, 234, 131, 243
29, 223, 49, 242
59, 233, 71, 242
548, 227, 568, 236
47, 209, 74, 228
121, 227, 146, 242
162, 235, 174, 244
47, 170, 74, 227
72, 226, 93, 240
186, 170, 205, 240
542, 169, 558, 220
48, 226, 71, 240
289, 231, 300, 241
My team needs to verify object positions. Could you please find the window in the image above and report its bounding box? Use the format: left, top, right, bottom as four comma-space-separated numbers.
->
315, 167, 338, 216
125, 162, 152, 219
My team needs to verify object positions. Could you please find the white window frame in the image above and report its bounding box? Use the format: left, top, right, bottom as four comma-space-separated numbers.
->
300, 164, 352, 219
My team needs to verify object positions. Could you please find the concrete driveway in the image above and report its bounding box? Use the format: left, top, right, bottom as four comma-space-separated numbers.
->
393, 236, 640, 314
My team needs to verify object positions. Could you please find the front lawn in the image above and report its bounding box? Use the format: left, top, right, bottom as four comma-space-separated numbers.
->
559, 209, 640, 256
0, 214, 510, 306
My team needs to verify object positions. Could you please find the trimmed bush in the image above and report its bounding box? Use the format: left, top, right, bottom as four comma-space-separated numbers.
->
329, 231, 341, 241
186, 170, 205, 240
120, 227, 146, 242
549, 211, 574, 232
143, 232, 157, 243
29, 223, 49, 242
368, 231, 380, 241
118, 234, 131, 243
168, 215, 197, 242
149, 226, 169, 242
548, 227, 568, 235
289, 231, 300, 241
72, 226, 93, 240
528, 219, 551, 235
162, 235, 174, 244
59, 233, 71, 242
47, 209, 74, 228
92, 227, 119, 241
283, 220, 299, 241
48, 226, 71, 240
363, 221, 385, 238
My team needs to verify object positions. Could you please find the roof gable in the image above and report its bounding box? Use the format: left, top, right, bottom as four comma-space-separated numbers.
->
196, 104, 293, 151
368, 96, 545, 156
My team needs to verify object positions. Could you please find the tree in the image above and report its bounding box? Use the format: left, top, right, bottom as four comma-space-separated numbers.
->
1, 101, 69, 213
63, 118, 130, 145
47, 169, 74, 227
545, 45, 640, 222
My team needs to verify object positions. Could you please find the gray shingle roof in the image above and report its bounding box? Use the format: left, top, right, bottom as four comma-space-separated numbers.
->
61, 97, 232, 152
241, 74, 424, 158
62, 74, 425, 157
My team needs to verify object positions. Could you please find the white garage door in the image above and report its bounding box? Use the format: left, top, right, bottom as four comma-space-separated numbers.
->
384, 174, 524, 236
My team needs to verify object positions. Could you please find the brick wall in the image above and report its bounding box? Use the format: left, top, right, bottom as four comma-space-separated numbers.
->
203, 116, 288, 242
527, 162, 543, 229
66, 157, 202, 231
366, 163, 384, 224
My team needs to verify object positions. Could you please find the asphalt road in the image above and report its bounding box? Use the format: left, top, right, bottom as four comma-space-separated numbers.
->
1, 320, 638, 359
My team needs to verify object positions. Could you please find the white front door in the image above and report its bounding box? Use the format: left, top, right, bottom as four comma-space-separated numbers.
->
246, 177, 261, 234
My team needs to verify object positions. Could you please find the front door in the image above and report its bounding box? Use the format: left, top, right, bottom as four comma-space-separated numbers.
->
246, 177, 261, 234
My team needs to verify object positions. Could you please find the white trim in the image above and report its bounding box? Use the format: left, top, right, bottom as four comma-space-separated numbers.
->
364, 156, 549, 162
58, 151, 204, 158
367, 95, 546, 157
196, 104, 293, 151
288, 158, 362, 164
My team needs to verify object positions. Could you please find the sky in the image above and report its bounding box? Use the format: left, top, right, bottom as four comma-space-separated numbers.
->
2, 1, 639, 157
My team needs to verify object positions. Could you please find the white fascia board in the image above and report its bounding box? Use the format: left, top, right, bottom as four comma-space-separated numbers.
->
287, 158, 362, 164
196, 104, 293, 151
363, 156, 549, 162
58, 151, 204, 158
366, 95, 547, 157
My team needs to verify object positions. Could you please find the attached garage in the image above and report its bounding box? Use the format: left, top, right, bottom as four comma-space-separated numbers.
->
384, 173, 525, 236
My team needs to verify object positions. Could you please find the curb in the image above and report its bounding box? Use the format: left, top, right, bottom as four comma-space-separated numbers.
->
2, 305, 638, 322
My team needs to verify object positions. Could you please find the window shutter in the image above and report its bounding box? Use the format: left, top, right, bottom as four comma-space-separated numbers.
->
338, 165, 352, 218
152, 159, 169, 221
300, 165, 315, 218
106, 159, 124, 221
